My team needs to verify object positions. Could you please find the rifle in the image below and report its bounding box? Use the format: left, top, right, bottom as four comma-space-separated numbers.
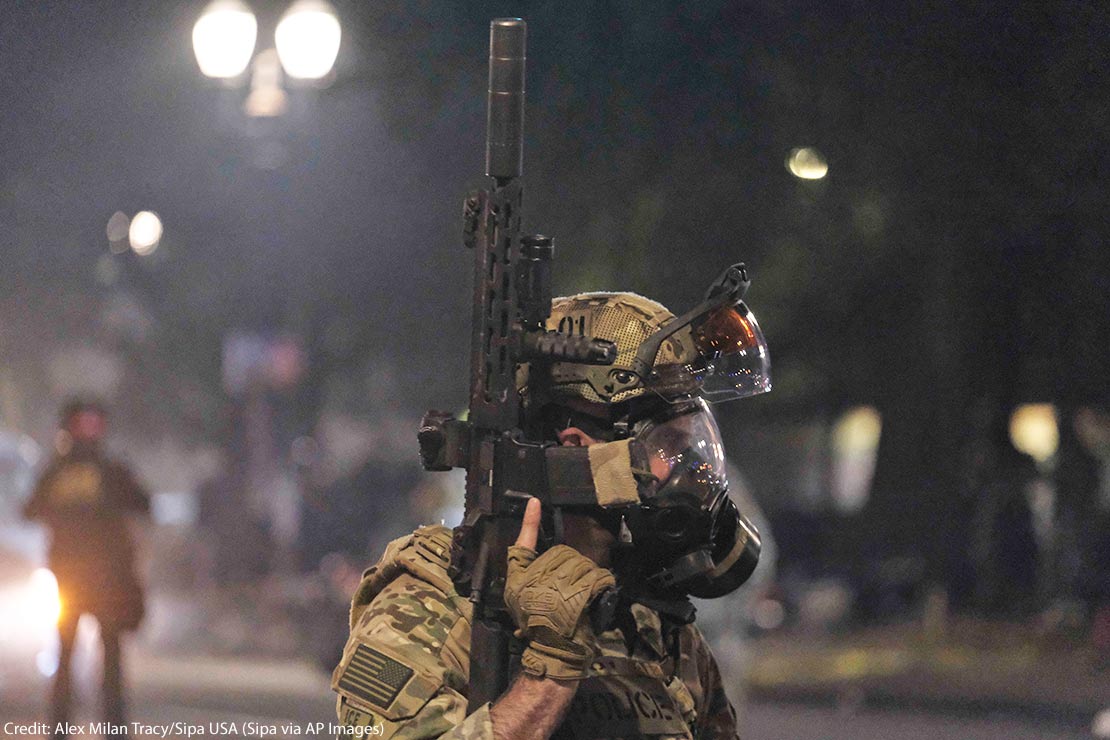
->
418, 19, 616, 711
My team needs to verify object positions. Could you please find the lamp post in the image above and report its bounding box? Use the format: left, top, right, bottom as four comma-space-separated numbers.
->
191, 1, 343, 572
192, 0, 341, 116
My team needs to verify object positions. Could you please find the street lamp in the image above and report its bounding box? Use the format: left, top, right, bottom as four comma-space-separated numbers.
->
786, 147, 829, 180
192, 0, 340, 112
275, 0, 342, 81
192, 0, 258, 80
129, 211, 163, 255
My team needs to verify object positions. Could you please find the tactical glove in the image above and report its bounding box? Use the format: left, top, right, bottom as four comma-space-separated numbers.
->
504, 544, 616, 680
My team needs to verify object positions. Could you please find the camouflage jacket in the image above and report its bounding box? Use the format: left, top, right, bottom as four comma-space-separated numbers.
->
332, 525, 740, 740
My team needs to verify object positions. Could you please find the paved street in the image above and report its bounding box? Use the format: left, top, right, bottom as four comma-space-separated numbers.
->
744, 701, 1091, 740
1, 648, 1097, 740
1, 651, 335, 740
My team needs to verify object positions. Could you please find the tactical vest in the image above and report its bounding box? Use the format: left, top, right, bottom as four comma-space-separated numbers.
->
334, 525, 704, 739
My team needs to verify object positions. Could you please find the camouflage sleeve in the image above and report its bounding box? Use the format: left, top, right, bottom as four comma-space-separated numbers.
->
333, 571, 491, 740
678, 625, 741, 740
336, 690, 491, 740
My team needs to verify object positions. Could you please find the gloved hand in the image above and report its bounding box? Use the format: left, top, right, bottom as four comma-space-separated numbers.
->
504, 498, 616, 680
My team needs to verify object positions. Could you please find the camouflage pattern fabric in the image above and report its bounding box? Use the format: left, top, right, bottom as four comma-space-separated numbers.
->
333, 525, 740, 739
517, 292, 697, 405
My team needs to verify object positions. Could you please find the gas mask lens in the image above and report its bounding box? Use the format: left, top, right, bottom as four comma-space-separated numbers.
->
646, 303, 772, 403
638, 399, 727, 497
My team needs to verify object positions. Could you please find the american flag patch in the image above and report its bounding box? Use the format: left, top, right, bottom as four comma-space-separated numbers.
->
337, 644, 414, 710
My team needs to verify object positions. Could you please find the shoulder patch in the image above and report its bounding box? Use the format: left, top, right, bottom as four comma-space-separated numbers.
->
336, 644, 414, 710
332, 640, 442, 721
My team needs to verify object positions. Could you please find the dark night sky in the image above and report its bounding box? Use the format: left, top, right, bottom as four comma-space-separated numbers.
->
0, 0, 1107, 454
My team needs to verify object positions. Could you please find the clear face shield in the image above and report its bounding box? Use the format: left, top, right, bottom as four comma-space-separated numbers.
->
641, 302, 772, 404
623, 264, 772, 405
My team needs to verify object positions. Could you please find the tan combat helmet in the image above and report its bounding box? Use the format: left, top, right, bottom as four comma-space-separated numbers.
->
542, 292, 699, 404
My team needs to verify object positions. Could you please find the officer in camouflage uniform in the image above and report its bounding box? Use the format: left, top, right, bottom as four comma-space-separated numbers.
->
333, 291, 772, 739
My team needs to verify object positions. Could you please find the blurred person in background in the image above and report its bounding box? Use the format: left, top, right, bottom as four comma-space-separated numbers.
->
23, 399, 150, 736
965, 402, 1040, 618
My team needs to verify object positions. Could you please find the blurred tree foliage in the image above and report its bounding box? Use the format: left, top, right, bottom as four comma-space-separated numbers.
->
0, 1, 1106, 581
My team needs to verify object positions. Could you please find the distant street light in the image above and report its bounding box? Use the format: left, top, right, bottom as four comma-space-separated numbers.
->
1010, 403, 1059, 464
129, 211, 163, 255
192, 0, 258, 80
275, 0, 342, 81
787, 147, 829, 180
192, 0, 340, 116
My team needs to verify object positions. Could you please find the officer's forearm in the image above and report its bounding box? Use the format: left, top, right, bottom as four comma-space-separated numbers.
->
489, 673, 577, 740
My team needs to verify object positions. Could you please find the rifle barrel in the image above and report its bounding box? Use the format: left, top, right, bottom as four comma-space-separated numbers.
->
486, 19, 526, 179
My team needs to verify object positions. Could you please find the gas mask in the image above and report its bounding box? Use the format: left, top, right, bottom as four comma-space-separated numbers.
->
521, 265, 769, 600
540, 398, 761, 601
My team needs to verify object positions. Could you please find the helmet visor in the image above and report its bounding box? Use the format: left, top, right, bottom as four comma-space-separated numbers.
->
645, 303, 772, 403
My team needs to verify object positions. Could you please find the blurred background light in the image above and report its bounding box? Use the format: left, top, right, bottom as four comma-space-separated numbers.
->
831, 405, 882, 513
244, 49, 288, 118
787, 146, 829, 180
150, 491, 199, 527
106, 210, 130, 252
1094, 708, 1110, 739
752, 598, 786, 631
29, 568, 62, 626
1009, 403, 1059, 464
95, 253, 120, 286
833, 406, 882, 454
275, 0, 341, 81
36, 646, 59, 678
192, 0, 258, 79
129, 210, 163, 255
